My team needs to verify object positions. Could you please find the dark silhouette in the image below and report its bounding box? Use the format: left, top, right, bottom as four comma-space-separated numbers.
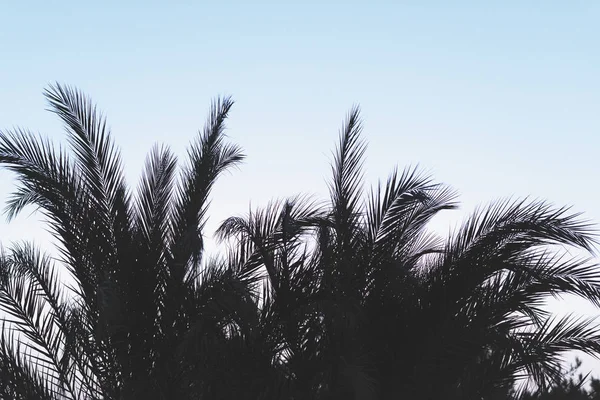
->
520, 359, 600, 399
217, 107, 600, 399
0, 85, 600, 399
0, 84, 249, 399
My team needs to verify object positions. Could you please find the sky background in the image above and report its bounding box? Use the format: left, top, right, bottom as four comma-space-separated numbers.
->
1, 0, 600, 374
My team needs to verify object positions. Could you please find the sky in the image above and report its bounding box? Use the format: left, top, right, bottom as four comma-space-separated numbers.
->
1, 0, 600, 374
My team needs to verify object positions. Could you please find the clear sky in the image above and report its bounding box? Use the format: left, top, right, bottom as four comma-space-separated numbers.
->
1, 0, 600, 373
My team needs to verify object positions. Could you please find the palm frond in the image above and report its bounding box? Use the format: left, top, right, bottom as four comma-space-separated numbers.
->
427, 199, 597, 306
135, 144, 178, 251
44, 85, 134, 327
7, 243, 67, 327
0, 127, 113, 338
169, 95, 244, 279
0, 128, 76, 222
0, 248, 77, 400
44, 83, 127, 215
366, 166, 436, 242
133, 144, 178, 322
0, 325, 57, 400
328, 106, 366, 245
514, 314, 600, 391
451, 198, 596, 259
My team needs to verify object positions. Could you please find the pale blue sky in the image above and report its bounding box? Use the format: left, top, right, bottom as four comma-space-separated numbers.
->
1, 0, 600, 372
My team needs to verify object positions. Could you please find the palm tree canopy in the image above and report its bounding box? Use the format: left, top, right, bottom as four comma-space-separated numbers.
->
217, 107, 600, 400
1, 86, 600, 400
0, 84, 263, 400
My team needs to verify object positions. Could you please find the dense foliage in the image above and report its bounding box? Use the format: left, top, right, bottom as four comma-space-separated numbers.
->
1, 85, 600, 399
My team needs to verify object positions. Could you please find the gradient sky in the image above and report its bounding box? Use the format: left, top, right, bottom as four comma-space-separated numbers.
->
1, 0, 600, 373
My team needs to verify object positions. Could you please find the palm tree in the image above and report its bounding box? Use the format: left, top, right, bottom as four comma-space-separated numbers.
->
0, 84, 279, 400
217, 107, 600, 399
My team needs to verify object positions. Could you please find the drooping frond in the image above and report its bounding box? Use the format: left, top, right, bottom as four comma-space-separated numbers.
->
366, 165, 458, 264
0, 126, 112, 340
450, 198, 596, 259
514, 314, 600, 391
44, 83, 127, 215
44, 84, 134, 312
428, 199, 597, 302
0, 326, 57, 400
0, 128, 78, 223
0, 246, 79, 400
